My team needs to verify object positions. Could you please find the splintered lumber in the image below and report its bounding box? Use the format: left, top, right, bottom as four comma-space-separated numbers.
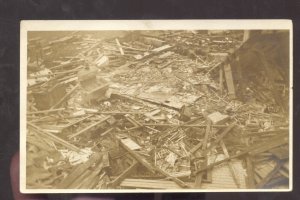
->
144, 109, 161, 122
220, 140, 240, 188
162, 146, 184, 158
69, 116, 110, 139
51, 66, 83, 76
115, 38, 124, 55
118, 136, 156, 174
125, 115, 143, 127
153, 165, 190, 188
62, 114, 93, 130
152, 44, 172, 53
249, 135, 289, 155
194, 121, 211, 188
203, 122, 236, 154
195, 134, 289, 175
194, 166, 205, 188
189, 141, 202, 155
109, 161, 139, 188
27, 135, 53, 152
27, 108, 65, 115
255, 161, 285, 189
242, 129, 289, 137
100, 128, 114, 137
51, 84, 79, 109
223, 63, 236, 99
49, 59, 81, 70
27, 122, 81, 152
203, 121, 211, 149
195, 151, 249, 175
57, 153, 103, 188
158, 60, 175, 69
268, 145, 289, 160
204, 62, 222, 76
75, 161, 104, 189
117, 135, 189, 188
68, 169, 91, 189
102, 151, 110, 169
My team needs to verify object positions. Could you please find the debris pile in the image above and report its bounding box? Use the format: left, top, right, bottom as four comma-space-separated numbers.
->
26, 30, 290, 190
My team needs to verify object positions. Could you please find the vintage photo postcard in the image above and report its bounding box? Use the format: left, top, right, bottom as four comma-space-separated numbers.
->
20, 20, 292, 193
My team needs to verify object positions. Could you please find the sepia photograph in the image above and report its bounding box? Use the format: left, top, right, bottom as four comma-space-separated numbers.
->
20, 20, 292, 193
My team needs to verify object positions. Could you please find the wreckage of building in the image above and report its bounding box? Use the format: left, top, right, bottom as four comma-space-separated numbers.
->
26, 30, 290, 190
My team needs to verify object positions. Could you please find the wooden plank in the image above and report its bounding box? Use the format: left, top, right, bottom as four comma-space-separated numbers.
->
144, 109, 161, 122
242, 129, 288, 137
219, 68, 223, 95
162, 146, 184, 158
256, 162, 284, 188
195, 134, 288, 175
157, 60, 175, 69
249, 135, 289, 155
223, 64, 236, 99
27, 122, 81, 152
194, 121, 211, 188
27, 135, 53, 152
100, 128, 114, 137
57, 153, 103, 188
117, 135, 189, 188
62, 114, 93, 130
51, 84, 79, 109
121, 138, 142, 151
189, 141, 202, 155
118, 136, 156, 174
195, 150, 248, 175
268, 145, 289, 160
125, 115, 143, 127
246, 156, 256, 188
154, 164, 190, 188
203, 122, 236, 154
68, 169, 91, 189
220, 140, 241, 188
152, 44, 172, 53
77, 162, 104, 189
109, 161, 139, 188
115, 38, 124, 55
206, 169, 212, 183
68, 116, 110, 139
27, 108, 65, 115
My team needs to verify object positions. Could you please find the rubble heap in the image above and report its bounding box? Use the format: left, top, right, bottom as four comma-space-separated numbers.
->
26, 30, 289, 190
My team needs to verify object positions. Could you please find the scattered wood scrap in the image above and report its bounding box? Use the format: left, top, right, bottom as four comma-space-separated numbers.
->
26, 30, 290, 190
